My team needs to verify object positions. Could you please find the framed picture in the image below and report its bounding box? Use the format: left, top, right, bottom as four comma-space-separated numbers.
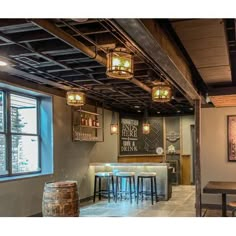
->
227, 115, 236, 161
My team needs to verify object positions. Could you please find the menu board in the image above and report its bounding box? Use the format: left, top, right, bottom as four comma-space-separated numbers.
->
120, 117, 164, 155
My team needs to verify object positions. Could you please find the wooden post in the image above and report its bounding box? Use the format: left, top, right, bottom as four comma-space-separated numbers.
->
194, 99, 201, 216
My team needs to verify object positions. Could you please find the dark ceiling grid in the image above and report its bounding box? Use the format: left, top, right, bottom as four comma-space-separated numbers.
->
0, 18, 194, 116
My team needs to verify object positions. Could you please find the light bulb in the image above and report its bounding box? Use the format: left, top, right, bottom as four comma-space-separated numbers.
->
112, 57, 121, 66
0, 61, 7, 66
75, 95, 82, 100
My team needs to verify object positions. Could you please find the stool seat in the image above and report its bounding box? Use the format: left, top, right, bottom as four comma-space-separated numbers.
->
95, 172, 113, 177
138, 172, 156, 177
115, 172, 135, 177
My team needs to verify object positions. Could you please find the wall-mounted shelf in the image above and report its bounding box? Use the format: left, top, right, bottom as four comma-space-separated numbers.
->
75, 109, 101, 116
74, 124, 102, 129
72, 105, 104, 142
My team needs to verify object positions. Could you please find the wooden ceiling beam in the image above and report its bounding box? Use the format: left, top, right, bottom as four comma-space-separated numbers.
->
113, 19, 200, 103
208, 86, 236, 96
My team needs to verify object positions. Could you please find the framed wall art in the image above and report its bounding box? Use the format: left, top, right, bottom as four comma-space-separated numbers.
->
227, 115, 236, 161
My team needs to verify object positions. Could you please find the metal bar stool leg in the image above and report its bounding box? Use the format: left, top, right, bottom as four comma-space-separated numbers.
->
115, 176, 118, 202
154, 176, 158, 202
132, 176, 136, 201
151, 177, 154, 205
107, 176, 110, 202
129, 176, 132, 203
141, 177, 144, 201
137, 176, 140, 204
112, 176, 115, 200
98, 177, 102, 200
93, 176, 97, 203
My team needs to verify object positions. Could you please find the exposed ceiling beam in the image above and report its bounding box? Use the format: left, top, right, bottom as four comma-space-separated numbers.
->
208, 86, 236, 96
0, 71, 66, 97
31, 19, 152, 94
31, 19, 106, 66
158, 19, 208, 96
113, 19, 200, 103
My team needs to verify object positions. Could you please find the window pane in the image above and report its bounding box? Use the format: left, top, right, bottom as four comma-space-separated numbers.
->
0, 91, 4, 132
11, 135, 39, 174
0, 134, 7, 175
10, 94, 37, 134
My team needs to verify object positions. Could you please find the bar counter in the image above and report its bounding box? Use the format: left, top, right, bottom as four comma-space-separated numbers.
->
88, 162, 172, 200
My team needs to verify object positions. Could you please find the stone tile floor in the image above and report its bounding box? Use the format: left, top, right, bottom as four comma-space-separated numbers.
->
80, 185, 197, 217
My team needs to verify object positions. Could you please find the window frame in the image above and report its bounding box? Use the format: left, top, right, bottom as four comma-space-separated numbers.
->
0, 89, 41, 178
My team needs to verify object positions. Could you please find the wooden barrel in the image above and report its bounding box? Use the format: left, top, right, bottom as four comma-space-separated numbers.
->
42, 181, 80, 217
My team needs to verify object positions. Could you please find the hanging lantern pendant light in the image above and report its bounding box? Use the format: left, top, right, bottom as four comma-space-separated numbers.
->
106, 48, 134, 80
66, 89, 86, 106
110, 111, 118, 135
142, 109, 150, 135
152, 81, 172, 103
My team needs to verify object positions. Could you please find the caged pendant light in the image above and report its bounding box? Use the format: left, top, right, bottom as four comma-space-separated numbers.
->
142, 109, 150, 135
106, 47, 134, 79
110, 111, 118, 135
66, 89, 85, 106
152, 81, 172, 103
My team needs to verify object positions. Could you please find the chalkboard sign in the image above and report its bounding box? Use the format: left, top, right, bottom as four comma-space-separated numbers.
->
120, 116, 164, 155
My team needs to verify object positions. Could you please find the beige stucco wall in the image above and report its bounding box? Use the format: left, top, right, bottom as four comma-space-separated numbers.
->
0, 95, 119, 216
201, 107, 236, 204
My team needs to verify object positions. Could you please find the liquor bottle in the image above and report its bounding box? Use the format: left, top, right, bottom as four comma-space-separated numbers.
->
81, 113, 85, 125
92, 117, 96, 127
84, 114, 88, 126
88, 116, 92, 127
95, 118, 99, 127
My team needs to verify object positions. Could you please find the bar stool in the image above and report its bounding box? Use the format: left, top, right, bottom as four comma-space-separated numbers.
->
93, 172, 114, 203
114, 172, 136, 203
137, 172, 158, 205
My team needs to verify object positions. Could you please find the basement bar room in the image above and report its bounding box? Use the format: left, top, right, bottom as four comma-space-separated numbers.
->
0, 18, 236, 218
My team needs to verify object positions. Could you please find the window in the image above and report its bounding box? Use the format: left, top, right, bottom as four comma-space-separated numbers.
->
0, 91, 40, 177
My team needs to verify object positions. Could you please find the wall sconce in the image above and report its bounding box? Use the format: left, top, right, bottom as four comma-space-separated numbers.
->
110, 111, 118, 135
152, 81, 172, 103
66, 89, 85, 106
142, 109, 150, 135
106, 48, 134, 79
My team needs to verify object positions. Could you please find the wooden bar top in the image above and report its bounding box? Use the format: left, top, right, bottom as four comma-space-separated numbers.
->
203, 181, 236, 194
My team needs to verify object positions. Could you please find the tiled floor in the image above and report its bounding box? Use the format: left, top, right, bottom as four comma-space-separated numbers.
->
80, 185, 196, 217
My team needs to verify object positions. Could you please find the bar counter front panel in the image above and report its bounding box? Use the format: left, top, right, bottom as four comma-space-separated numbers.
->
88, 162, 172, 201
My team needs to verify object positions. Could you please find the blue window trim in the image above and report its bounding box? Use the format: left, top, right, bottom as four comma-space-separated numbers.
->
0, 85, 54, 180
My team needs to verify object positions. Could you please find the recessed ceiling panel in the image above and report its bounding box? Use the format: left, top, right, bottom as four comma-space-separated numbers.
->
172, 19, 231, 85
210, 95, 236, 107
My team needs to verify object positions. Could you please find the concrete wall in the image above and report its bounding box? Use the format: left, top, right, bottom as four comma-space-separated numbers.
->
0, 95, 119, 216
201, 107, 236, 204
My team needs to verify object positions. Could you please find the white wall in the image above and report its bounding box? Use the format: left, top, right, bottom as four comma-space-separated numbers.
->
0, 95, 119, 216
201, 107, 236, 205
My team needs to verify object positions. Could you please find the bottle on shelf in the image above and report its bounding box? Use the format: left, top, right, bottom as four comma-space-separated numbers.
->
95, 117, 99, 127
92, 117, 96, 127
81, 113, 85, 125
84, 114, 88, 126
88, 116, 92, 127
